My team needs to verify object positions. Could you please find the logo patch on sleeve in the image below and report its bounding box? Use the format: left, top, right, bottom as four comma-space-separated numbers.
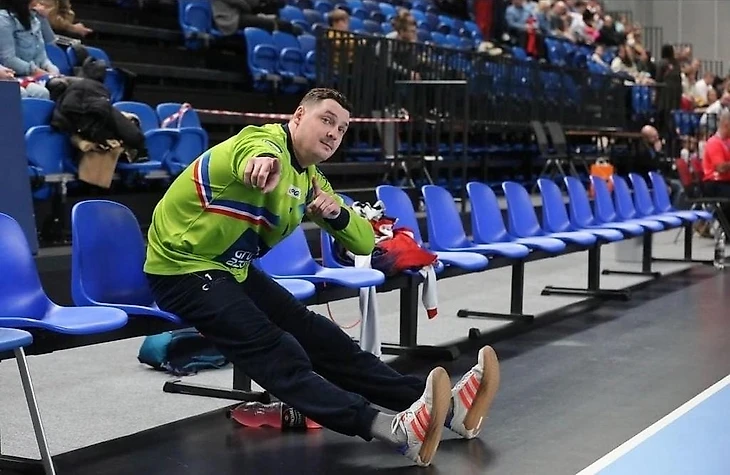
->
263, 139, 284, 155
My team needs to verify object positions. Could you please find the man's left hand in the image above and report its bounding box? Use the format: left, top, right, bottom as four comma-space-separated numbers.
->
307, 178, 341, 219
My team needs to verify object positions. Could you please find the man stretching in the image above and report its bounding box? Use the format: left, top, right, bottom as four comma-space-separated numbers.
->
144, 88, 500, 466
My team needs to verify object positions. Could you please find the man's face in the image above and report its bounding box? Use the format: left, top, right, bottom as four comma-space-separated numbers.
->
294, 99, 350, 164
333, 18, 349, 31
400, 24, 417, 42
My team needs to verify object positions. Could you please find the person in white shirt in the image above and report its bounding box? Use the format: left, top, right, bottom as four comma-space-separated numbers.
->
700, 91, 730, 127
693, 71, 715, 106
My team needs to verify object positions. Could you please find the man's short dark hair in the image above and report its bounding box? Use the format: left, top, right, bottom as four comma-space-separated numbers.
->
299, 88, 353, 113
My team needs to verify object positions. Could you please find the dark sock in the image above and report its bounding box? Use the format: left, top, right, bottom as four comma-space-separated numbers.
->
370, 412, 408, 446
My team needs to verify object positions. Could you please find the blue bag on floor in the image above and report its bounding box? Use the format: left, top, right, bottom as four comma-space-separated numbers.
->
137, 329, 229, 376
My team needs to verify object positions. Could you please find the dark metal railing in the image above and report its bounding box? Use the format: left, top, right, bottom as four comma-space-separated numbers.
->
315, 30, 631, 130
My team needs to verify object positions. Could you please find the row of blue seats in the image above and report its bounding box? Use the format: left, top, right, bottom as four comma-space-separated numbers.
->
0, 169, 707, 472
1, 172, 707, 344
178, 0, 477, 49
23, 99, 208, 193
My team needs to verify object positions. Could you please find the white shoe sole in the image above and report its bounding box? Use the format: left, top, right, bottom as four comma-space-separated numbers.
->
417, 367, 451, 466
462, 346, 500, 434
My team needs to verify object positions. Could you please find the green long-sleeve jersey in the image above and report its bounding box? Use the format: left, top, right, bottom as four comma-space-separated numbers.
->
144, 123, 375, 282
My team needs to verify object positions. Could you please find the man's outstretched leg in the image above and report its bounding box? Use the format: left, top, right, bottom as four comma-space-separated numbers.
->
446, 346, 501, 439
147, 270, 451, 466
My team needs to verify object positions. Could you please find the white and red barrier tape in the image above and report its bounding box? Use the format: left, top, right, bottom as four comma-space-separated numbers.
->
196, 108, 411, 123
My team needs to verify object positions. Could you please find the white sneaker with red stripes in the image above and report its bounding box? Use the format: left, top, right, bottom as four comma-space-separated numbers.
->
391, 366, 451, 466
446, 345, 501, 439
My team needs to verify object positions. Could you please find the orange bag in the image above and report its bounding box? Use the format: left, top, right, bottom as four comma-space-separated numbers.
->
588, 158, 614, 198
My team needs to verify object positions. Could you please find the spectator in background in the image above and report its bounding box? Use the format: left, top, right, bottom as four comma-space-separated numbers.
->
693, 70, 715, 107
32, 0, 91, 37
700, 91, 730, 128
534, 0, 551, 36
211, 0, 299, 36
548, 1, 567, 35
598, 15, 621, 46
0, 63, 49, 97
504, 0, 531, 34
0, 0, 60, 77
701, 110, 730, 217
655, 43, 682, 136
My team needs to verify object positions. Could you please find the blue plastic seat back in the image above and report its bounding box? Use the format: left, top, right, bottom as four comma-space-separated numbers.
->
302, 8, 324, 24
244, 27, 279, 76
648, 172, 673, 213
564, 177, 596, 227
466, 181, 509, 243
590, 175, 619, 222
71, 200, 156, 307
421, 185, 471, 249
502, 182, 543, 237
25, 126, 73, 174
280, 5, 307, 22
298, 34, 316, 53
538, 178, 572, 232
66, 45, 111, 67
258, 226, 319, 276
273, 30, 301, 50
45, 43, 72, 75
179, 0, 214, 36
320, 193, 355, 268
113, 101, 160, 131
376, 185, 424, 244
0, 214, 51, 320
628, 173, 657, 216
156, 103, 203, 128
22, 98, 54, 132
611, 175, 639, 220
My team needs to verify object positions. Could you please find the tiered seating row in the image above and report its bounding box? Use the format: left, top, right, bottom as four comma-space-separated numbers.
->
22, 99, 208, 197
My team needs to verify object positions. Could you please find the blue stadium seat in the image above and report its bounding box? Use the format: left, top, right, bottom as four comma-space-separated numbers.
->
177, 0, 227, 48
564, 177, 644, 236
466, 181, 566, 252
279, 5, 310, 31
537, 178, 623, 242
71, 200, 181, 323
0, 328, 56, 475
297, 34, 317, 81
302, 8, 324, 24
258, 226, 386, 287
272, 31, 308, 91
314, 0, 333, 13
421, 185, 530, 258
501, 181, 597, 246
243, 27, 283, 91
276, 278, 317, 299
66, 46, 125, 102
113, 101, 178, 174
71, 200, 316, 311
648, 171, 713, 220
21, 98, 54, 132
589, 176, 664, 232
362, 19, 382, 34
629, 173, 699, 223
155, 103, 209, 174
612, 175, 682, 228
25, 125, 75, 176
45, 43, 71, 75
376, 185, 489, 271
0, 212, 128, 334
